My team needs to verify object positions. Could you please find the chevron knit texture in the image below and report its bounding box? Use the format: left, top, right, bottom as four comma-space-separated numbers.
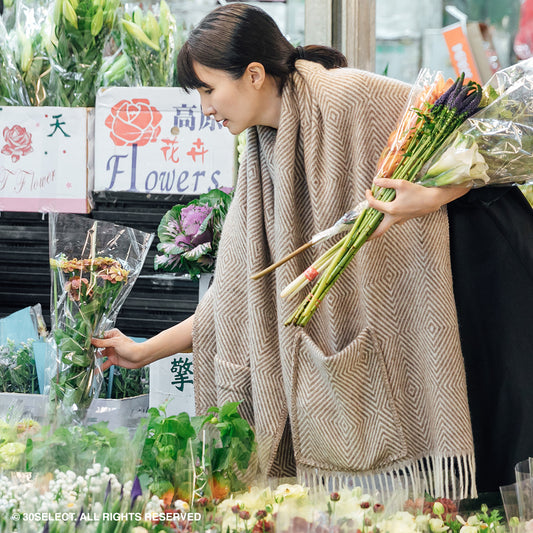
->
193, 60, 477, 499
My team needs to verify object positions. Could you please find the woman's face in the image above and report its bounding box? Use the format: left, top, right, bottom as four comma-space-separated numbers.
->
193, 61, 266, 135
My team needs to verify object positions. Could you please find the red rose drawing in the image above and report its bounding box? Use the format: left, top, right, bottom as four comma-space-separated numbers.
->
105, 98, 163, 146
1, 125, 33, 162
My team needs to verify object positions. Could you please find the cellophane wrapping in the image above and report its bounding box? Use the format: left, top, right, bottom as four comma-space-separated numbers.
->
46, 212, 153, 424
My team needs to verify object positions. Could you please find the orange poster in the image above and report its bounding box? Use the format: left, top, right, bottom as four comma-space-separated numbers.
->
442, 22, 483, 84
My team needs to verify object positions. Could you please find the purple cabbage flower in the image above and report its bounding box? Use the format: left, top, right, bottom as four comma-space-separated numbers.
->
180, 204, 213, 246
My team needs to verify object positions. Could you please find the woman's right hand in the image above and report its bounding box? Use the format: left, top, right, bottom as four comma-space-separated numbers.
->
91, 329, 148, 371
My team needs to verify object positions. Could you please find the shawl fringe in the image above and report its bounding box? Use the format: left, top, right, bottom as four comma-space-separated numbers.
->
297, 453, 478, 500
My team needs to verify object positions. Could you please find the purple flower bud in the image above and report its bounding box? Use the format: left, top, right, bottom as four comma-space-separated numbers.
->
130, 476, 142, 508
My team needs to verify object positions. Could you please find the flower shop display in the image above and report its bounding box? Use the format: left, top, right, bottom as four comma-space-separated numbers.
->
0, 399, 521, 533
47, 212, 153, 423
0, 0, 183, 108
276, 58, 533, 326
154, 188, 234, 279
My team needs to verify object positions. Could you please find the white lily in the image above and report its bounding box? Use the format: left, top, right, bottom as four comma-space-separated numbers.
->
420, 133, 490, 187
429, 518, 450, 533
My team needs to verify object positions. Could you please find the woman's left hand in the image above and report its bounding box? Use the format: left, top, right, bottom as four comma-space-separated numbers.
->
365, 177, 470, 239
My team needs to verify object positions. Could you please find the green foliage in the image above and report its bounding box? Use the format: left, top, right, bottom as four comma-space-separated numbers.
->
100, 365, 150, 399
138, 401, 256, 502
0, 339, 39, 394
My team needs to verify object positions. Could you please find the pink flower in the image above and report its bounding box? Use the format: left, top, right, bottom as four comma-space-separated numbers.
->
1, 125, 33, 163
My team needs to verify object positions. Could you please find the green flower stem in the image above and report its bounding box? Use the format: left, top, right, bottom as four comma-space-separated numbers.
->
287, 103, 472, 326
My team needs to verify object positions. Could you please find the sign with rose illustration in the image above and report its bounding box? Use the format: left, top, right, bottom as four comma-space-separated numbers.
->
94, 88, 236, 195
0, 107, 92, 213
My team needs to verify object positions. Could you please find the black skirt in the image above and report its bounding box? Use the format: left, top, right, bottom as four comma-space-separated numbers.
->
448, 186, 533, 493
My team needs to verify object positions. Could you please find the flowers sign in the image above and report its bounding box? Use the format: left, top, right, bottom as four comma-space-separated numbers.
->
94, 87, 236, 195
1, 125, 33, 163
154, 187, 233, 279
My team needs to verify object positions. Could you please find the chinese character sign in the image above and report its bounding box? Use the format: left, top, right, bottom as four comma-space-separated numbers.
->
149, 352, 195, 417
94, 88, 235, 195
0, 107, 92, 213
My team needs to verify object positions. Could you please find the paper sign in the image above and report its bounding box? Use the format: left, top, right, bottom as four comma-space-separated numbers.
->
442, 22, 483, 84
0, 106, 93, 213
149, 353, 195, 416
94, 87, 236, 195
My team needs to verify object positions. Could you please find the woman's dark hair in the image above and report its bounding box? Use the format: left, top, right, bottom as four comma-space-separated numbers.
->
177, 3, 347, 93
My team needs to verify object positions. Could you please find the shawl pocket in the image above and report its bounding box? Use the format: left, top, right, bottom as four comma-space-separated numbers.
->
214, 356, 254, 423
290, 327, 407, 472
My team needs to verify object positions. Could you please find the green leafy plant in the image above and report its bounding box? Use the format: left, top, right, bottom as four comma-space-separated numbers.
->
154, 187, 234, 279
100, 365, 150, 399
138, 401, 256, 505
0, 339, 39, 394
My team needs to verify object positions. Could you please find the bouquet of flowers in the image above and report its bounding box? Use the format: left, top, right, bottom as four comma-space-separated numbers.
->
46, 213, 153, 423
154, 188, 233, 280
281, 58, 533, 327
417, 57, 533, 188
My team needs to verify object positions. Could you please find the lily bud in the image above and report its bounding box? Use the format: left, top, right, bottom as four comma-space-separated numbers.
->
144, 11, 161, 43
159, 0, 170, 35
432, 502, 445, 517
53, 0, 64, 26
132, 7, 144, 27
62, 0, 78, 29
20, 35, 33, 73
122, 19, 160, 51
91, 7, 104, 36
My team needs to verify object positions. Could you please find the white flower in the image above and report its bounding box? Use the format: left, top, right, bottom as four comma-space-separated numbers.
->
273, 483, 308, 501
460, 526, 479, 533
429, 517, 450, 533
132, 527, 149, 533
377, 511, 419, 533
421, 134, 489, 187
174, 499, 189, 512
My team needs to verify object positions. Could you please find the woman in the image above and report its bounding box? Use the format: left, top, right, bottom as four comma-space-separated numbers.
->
93, 3, 533, 500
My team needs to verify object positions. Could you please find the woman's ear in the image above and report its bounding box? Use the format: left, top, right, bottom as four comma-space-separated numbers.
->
246, 62, 266, 89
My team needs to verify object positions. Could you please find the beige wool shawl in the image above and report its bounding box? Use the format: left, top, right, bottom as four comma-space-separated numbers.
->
193, 60, 477, 499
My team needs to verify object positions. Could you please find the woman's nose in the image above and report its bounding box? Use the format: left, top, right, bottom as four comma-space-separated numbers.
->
201, 103, 215, 117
